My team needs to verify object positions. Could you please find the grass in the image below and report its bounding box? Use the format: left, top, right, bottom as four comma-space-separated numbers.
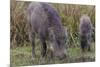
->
10, 42, 95, 66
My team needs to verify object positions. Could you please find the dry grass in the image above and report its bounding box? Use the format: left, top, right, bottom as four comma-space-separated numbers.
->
10, 1, 95, 48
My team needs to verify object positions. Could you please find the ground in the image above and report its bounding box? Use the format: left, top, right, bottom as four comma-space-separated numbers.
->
10, 42, 95, 66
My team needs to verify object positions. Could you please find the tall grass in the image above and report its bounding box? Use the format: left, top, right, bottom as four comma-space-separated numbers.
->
10, 1, 95, 48
10, 0, 30, 48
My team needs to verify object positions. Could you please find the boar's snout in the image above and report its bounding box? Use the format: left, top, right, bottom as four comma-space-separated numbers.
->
55, 49, 67, 59
50, 45, 67, 59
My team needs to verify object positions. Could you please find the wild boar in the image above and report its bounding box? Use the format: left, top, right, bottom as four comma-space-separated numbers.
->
79, 15, 93, 51
26, 2, 67, 59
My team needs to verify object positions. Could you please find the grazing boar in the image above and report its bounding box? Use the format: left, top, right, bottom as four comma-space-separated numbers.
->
79, 15, 93, 51
26, 2, 67, 59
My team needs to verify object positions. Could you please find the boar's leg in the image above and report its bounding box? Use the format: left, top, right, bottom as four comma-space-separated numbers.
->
29, 32, 35, 59
87, 39, 91, 51
40, 35, 47, 57
80, 37, 87, 52
88, 45, 91, 51
87, 34, 92, 51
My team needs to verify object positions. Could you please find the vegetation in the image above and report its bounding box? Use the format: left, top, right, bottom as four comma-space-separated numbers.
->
10, 42, 95, 66
10, 0, 95, 66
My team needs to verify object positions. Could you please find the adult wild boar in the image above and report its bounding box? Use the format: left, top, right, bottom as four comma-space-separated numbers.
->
79, 15, 93, 51
26, 2, 67, 59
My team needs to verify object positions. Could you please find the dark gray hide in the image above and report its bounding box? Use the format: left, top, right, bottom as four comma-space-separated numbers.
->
26, 2, 67, 59
79, 15, 93, 51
